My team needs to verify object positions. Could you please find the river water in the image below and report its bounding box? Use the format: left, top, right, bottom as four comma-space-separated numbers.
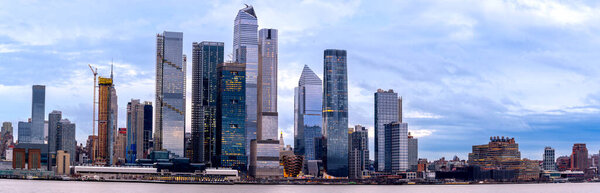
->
1, 179, 599, 193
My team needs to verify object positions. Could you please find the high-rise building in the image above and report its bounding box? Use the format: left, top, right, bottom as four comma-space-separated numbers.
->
155, 31, 186, 158
48, 111, 62, 156
126, 99, 147, 163
250, 28, 282, 178
322, 49, 349, 177
349, 125, 369, 179
56, 119, 76, 164
543, 147, 556, 171
114, 127, 126, 164
384, 122, 408, 172
191, 41, 224, 165
17, 121, 31, 144
31, 85, 45, 144
216, 62, 247, 170
570, 143, 588, 171
294, 65, 323, 161
97, 75, 117, 165
408, 133, 418, 170
234, 5, 259, 159
374, 89, 401, 171
142, 102, 153, 159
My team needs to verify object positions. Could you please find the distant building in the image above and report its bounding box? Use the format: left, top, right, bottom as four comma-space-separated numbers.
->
17, 121, 32, 144
294, 65, 323, 161
142, 102, 153, 159
1, 122, 14, 159
384, 122, 408, 172
56, 150, 70, 175
467, 136, 539, 181
97, 75, 117, 165
216, 62, 247, 170
374, 89, 402, 171
114, 127, 126, 164
191, 41, 224, 165
30, 85, 46, 144
155, 31, 186, 158
126, 99, 150, 163
323, 49, 349, 177
543, 147, 556, 171
56, 119, 76, 164
408, 133, 418, 170
556, 156, 570, 171
349, 125, 369, 179
571, 143, 588, 171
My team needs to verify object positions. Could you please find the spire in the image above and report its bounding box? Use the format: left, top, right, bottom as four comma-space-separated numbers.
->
298, 65, 322, 86
110, 58, 114, 80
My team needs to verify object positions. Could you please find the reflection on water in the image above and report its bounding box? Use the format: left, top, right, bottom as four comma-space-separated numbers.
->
1, 179, 600, 193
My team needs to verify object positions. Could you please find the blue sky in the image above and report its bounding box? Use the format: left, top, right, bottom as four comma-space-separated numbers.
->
1, 0, 600, 160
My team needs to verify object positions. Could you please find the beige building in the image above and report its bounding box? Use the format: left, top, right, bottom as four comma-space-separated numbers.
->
56, 150, 70, 175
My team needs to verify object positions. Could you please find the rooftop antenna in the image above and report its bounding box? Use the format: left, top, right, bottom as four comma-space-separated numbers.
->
111, 58, 114, 79
245, 3, 249, 8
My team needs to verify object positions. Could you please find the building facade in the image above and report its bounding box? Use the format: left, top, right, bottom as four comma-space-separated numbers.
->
408, 133, 418, 170
97, 76, 117, 164
294, 65, 322, 161
56, 119, 76, 164
233, 5, 259, 159
216, 62, 247, 170
191, 41, 224, 165
31, 85, 45, 144
142, 102, 153, 159
1, 122, 14, 159
155, 31, 186, 158
374, 89, 401, 171
126, 99, 147, 163
323, 49, 349, 177
543, 146, 556, 171
349, 125, 369, 179
571, 143, 588, 171
384, 122, 408, 172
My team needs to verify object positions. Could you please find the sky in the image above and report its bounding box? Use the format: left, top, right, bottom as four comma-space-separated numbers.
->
1, 0, 600, 161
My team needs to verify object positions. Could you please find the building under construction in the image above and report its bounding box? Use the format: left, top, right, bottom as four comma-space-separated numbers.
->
97, 76, 118, 165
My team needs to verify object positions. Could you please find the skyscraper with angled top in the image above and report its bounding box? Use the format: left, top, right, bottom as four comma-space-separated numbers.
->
323, 49, 349, 177
155, 31, 186, 158
294, 65, 322, 161
233, 5, 259, 159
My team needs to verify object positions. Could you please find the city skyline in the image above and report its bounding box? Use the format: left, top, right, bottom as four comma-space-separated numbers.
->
2, 0, 600, 161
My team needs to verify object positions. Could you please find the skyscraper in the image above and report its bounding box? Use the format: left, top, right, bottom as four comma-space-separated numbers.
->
543, 146, 556, 171
47, 110, 62, 169
294, 65, 322, 161
408, 133, 418, 170
349, 125, 369, 179
191, 41, 224, 165
56, 119, 76, 164
216, 62, 247, 170
323, 49, 349, 177
570, 143, 588, 171
97, 75, 117, 165
31, 85, 45, 144
17, 121, 31, 144
374, 89, 401, 171
250, 28, 282, 178
126, 99, 146, 163
155, 31, 186, 158
384, 122, 408, 172
233, 5, 259, 158
142, 102, 153, 159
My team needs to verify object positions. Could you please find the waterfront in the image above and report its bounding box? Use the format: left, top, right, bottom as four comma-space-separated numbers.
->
1, 179, 600, 193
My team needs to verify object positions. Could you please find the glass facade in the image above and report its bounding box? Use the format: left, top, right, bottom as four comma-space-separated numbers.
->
323, 49, 349, 177
257, 28, 278, 141
374, 89, 400, 171
408, 135, 418, 169
31, 85, 45, 144
192, 41, 224, 164
57, 119, 76, 164
156, 31, 186, 157
233, 5, 259, 158
17, 121, 31, 143
126, 99, 146, 163
294, 65, 322, 160
217, 63, 247, 170
143, 102, 153, 159
385, 122, 408, 172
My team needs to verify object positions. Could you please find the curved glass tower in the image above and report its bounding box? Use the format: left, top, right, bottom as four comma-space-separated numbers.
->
323, 49, 348, 177
234, 5, 259, 158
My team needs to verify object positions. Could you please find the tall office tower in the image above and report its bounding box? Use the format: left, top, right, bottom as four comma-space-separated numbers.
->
30, 85, 45, 144
47, 110, 62, 169
114, 127, 126, 163
142, 102, 153, 158
374, 89, 401, 171
126, 99, 145, 163
384, 122, 408, 172
349, 125, 369, 179
97, 67, 118, 165
294, 65, 322, 161
571, 143, 588, 171
543, 146, 556, 171
155, 31, 186, 157
216, 62, 247, 170
408, 133, 418, 170
17, 121, 32, 143
191, 41, 224, 164
250, 28, 281, 178
322, 49, 349, 177
56, 119, 76, 163
233, 5, 259, 158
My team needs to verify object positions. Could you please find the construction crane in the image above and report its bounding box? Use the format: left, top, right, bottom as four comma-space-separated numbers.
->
88, 64, 98, 163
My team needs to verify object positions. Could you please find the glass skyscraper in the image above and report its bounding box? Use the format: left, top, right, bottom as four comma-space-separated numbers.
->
31, 85, 45, 144
191, 41, 224, 164
374, 89, 401, 171
385, 122, 408, 172
155, 31, 186, 158
142, 102, 153, 159
233, 5, 259, 158
322, 49, 349, 177
217, 62, 247, 170
294, 65, 322, 160
408, 133, 418, 170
